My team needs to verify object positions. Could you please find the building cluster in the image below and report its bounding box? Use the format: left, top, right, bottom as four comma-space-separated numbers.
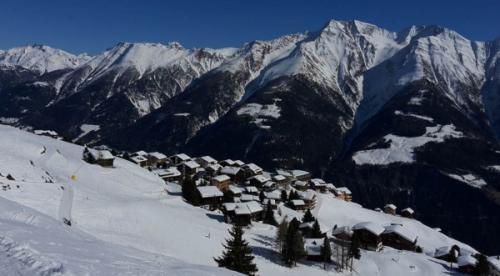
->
121, 152, 353, 226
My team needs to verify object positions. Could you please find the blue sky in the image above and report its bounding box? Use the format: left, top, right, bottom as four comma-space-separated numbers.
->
1, 0, 499, 54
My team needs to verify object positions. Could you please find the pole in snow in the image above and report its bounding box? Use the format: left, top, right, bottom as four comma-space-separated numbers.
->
59, 176, 75, 226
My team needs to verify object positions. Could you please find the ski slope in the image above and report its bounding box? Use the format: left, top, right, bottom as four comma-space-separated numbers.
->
0, 125, 473, 275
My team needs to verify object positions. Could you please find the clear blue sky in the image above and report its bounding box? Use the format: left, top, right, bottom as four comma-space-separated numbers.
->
1, 0, 499, 54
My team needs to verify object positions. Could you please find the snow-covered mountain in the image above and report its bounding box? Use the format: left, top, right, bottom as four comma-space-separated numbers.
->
0, 125, 479, 275
0, 19, 499, 254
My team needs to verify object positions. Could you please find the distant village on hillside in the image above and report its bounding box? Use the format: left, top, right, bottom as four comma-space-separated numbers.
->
74, 136, 496, 275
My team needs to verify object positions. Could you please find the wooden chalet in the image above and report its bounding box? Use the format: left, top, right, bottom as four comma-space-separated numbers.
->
220, 166, 245, 183
262, 181, 276, 192
434, 245, 460, 263
222, 201, 263, 226
332, 226, 353, 242
293, 180, 309, 191
179, 160, 201, 177
299, 190, 317, 209
197, 156, 218, 168
156, 167, 182, 182
380, 224, 418, 251
233, 160, 245, 167
244, 186, 259, 195
272, 174, 289, 188
249, 174, 270, 188
227, 185, 243, 198
242, 163, 263, 178
334, 187, 352, 201
290, 199, 306, 211
384, 204, 397, 215
148, 152, 168, 167
83, 147, 114, 167
304, 238, 326, 262
310, 178, 327, 193
211, 174, 231, 192
197, 186, 223, 209
220, 159, 236, 167
170, 153, 191, 166
291, 170, 311, 181
352, 222, 384, 251
130, 155, 148, 167
205, 163, 222, 177
401, 207, 414, 218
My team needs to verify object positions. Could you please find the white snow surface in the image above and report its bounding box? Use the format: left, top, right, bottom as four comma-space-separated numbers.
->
0, 125, 476, 275
0, 45, 90, 73
237, 102, 281, 129
353, 124, 463, 165
446, 173, 487, 189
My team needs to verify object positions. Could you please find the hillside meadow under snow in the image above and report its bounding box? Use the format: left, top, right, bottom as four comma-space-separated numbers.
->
0, 125, 472, 275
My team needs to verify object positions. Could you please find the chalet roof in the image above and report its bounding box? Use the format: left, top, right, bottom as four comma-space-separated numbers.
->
304, 238, 324, 256
291, 200, 305, 206
299, 190, 316, 201
134, 150, 148, 156
402, 207, 414, 214
325, 183, 336, 190
207, 164, 222, 171
174, 153, 191, 161
434, 246, 456, 258
228, 185, 243, 194
245, 186, 259, 193
240, 194, 260, 202
251, 174, 270, 183
149, 152, 167, 160
276, 169, 292, 177
293, 180, 308, 187
384, 204, 397, 210
262, 199, 276, 206
221, 159, 235, 166
183, 160, 201, 169
291, 170, 310, 178
131, 155, 148, 163
234, 160, 245, 167
213, 174, 231, 182
263, 181, 275, 188
221, 166, 240, 176
264, 190, 281, 200
244, 163, 263, 173
310, 178, 326, 186
382, 224, 417, 242
156, 167, 181, 177
352, 222, 385, 236
457, 255, 477, 267
272, 174, 286, 181
335, 187, 352, 195
332, 226, 353, 237
98, 150, 114, 160
197, 186, 223, 198
224, 201, 262, 215
199, 155, 217, 164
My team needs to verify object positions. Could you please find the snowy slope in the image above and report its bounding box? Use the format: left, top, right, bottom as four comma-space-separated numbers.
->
0, 45, 90, 74
0, 125, 477, 275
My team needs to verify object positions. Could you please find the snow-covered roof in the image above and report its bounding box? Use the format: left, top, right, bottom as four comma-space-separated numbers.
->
335, 187, 351, 194
183, 160, 200, 169
264, 190, 281, 200
434, 246, 455, 258
207, 164, 222, 171
149, 152, 167, 160
293, 180, 308, 187
174, 153, 191, 161
198, 155, 217, 164
304, 238, 324, 256
402, 207, 414, 214
299, 190, 316, 201
332, 226, 353, 236
131, 155, 148, 163
245, 186, 259, 193
457, 255, 477, 267
326, 183, 336, 190
98, 150, 114, 160
213, 174, 230, 182
382, 224, 417, 242
224, 201, 262, 215
384, 204, 397, 210
244, 163, 263, 173
134, 150, 148, 156
252, 174, 270, 183
310, 178, 326, 186
276, 169, 292, 177
221, 159, 235, 166
291, 170, 310, 178
352, 222, 385, 236
228, 185, 242, 194
234, 160, 245, 166
291, 200, 305, 206
197, 186, 223, 198
263, 181, 275, 188
156, 167, 181, 178
272, 174, 286, 181
220, 166, 240, 176
240, 194, 259, 202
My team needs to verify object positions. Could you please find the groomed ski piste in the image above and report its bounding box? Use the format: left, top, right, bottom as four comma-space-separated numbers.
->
0, 125, 473, 275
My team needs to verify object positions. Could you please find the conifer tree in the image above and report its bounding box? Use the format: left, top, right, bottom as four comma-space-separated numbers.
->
259, 190, 265, 202
182, 176, 200, 205
311, 219, 323, 238
275, 217, 289, 254
474, 254, 490, 276
215, 224, 258, 276
350, 232, 361, 260
281, 190, 288, 202
282, 218, 306, 266
321, 236, 332, 266
263, 203, 276, 225
302, 209, 315, 223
